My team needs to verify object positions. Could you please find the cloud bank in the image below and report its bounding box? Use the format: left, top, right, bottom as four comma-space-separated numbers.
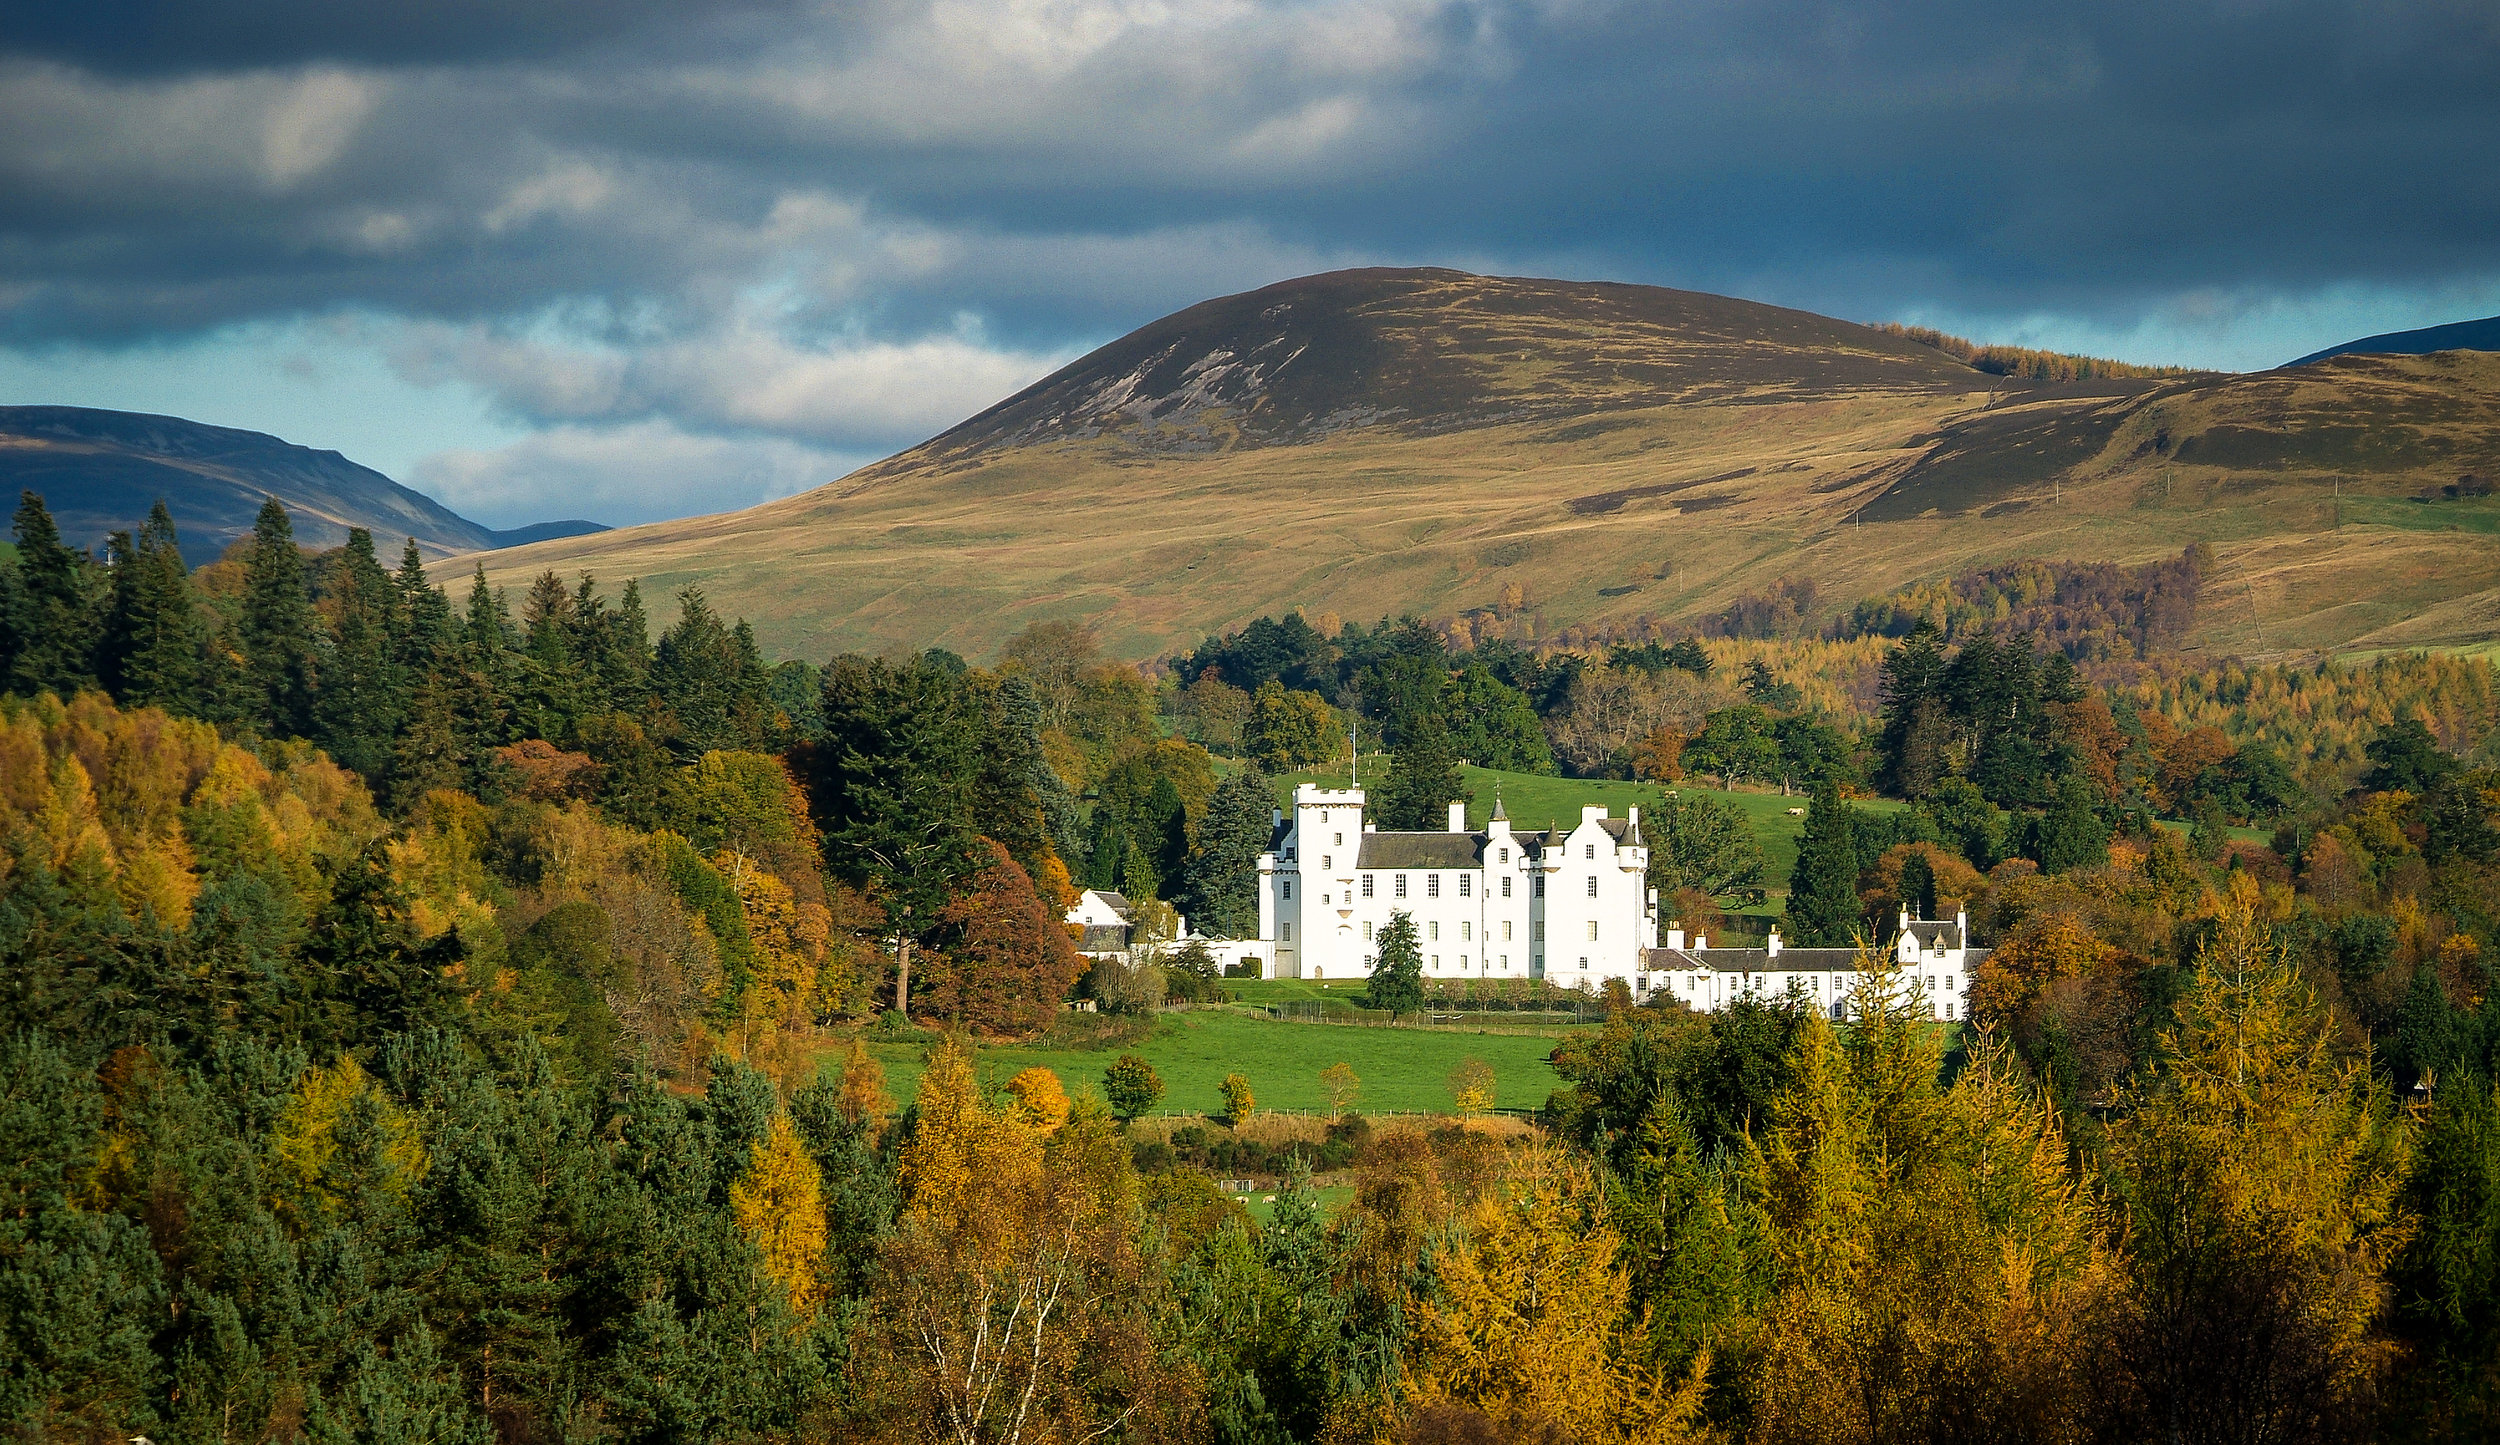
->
3, 0, 2496, 523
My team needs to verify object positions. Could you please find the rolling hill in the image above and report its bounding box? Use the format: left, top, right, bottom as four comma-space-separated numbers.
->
0, 405, 606, 565
479, 268, 2500, 663
2290, 314, 2500, 366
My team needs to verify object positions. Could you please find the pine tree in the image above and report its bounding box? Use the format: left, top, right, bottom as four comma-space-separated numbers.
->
238, 498, 321, 737
1375, 710, 1470, 830
99, 501, 204, 712
1184, 763, 1273, 938
1366, 911, 1425, 1019
2033, 770, 2109, 874
1784, 784, 1863, 946
4, 489, 101, 697
1876, 620, 1948, 795
391, 539, 458, 670
314, 528, 406, 778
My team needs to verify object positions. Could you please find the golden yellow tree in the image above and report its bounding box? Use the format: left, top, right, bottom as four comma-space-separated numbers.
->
1220, 1071, 1255, 1125
269, 1055, 429, 1225
1446, 1059, 1496, 1119
1744, 948, 2107, 1445
1405, 1146, 1707, 1445
730, 1114, 828, 1316
1321, 1061, 1361, 1122
836, 1036, 891, 1126
2094, 873, 2414, 1442
879, 1038, 1170, 1444
1005, 1066, 1072, 1134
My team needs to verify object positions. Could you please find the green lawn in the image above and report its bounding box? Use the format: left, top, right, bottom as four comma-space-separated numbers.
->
859, 1008, 1579, 1117
1273, 761, 1902, 909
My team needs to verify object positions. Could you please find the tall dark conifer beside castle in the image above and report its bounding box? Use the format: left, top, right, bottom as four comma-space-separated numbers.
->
1784, 784, 1864, 947
99, 501, 204, 713
1374, 710, 1470, 831
1185, 762, 1273, 939
239, 498, 321, 737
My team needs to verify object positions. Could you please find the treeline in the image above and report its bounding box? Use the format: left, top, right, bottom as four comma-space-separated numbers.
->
1873, 320, 2201, 381
1840, 547, 2207, 662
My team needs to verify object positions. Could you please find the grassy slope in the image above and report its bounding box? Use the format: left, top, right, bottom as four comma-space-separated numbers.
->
864, 1007, 1574, 1116
479, 272, 2500, 666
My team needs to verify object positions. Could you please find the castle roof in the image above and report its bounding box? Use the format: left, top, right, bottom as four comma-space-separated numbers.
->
1355, 831, 1487, 869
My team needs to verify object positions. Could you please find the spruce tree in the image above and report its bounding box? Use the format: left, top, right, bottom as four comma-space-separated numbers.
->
1374, 710, 1470, 830
1365, 911, 1426, 1019
238, 498, 321, 737
314, 529, 406, 779
4, 489, 101, 697
391, 539, 458, 671
1784, 784, 1863, 946
1184, 763, 1273, 938
2033, 771, 2109, 875
99, 501, 204, 712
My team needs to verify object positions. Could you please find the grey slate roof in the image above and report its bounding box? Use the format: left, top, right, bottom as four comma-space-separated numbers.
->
1354, 831, 1486, 869
1093, 891, 1134, 916
1647, 946, 1872, 974
1902, 919, 1966, 950
1077, 924, 1131, 954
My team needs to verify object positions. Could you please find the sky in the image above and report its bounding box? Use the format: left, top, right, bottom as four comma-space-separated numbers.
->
2, 0, 2497, 529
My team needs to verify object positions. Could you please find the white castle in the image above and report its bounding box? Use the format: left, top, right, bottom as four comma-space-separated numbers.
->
1249, 782, 1983, 1021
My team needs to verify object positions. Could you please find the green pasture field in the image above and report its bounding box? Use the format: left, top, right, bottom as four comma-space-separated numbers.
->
855, 1007, 1580, 1118
1274, 761, 1904, 909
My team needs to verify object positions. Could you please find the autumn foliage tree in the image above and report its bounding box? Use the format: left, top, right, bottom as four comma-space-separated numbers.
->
916, 838, 1086, 1035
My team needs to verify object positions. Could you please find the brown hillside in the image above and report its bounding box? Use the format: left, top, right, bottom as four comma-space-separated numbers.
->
481, 269, 2500, 664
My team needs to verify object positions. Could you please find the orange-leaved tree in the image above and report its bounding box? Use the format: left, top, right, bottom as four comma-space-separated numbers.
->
917, 839, 1087, 1035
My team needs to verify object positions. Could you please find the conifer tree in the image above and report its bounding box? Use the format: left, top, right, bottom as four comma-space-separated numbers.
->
238, 498, 321, 737
1375, 709, 1470, 831
1784, 784, 1863, 946
2033, 770, 2109, 874
1366, 911, 1426, 1019
391, 539, 458, 670
1184, 762, 1273, 938
99, 501, 204, 712
315, 528, 406, 778
3, 489, 101, 698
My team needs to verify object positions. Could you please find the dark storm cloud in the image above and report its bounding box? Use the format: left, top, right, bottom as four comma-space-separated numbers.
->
0, 0, 816, 73
1, 0, 2495, 480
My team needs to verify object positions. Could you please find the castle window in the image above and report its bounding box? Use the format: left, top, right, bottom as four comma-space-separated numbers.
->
1501, 877, 1512, 898
1429, 921, 1440, 941
1431, 955, 1439, 967
1459, 875, 1471, 898
1499, 848, 1510, 862
1502, 920, 1513, 941
1428, 875, 1441, 899
1395, 874, 1408, 898
1500, 954, 1509, 968
1534, 876, 1545, 898
1461, 921, 1472, 941
1281, 922, 1292, 941
1364, 921, 1374, 940
1585, 876, 1598, 898
1334, 831, 1343, 845
1944, 1001, 1956, 1020
1362, 875, 1374, 898
1322, 855, 1330, 870
1587, 920, 1599, 941
1584, 844, 1595, 860
1533, 922, 1545, 942
1282, 880, 1292, 899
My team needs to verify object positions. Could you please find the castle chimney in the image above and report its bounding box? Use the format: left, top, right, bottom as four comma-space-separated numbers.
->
1448, 800, 1467, 832
1667, 924, 1686, 950
1767, 926, 1783, 958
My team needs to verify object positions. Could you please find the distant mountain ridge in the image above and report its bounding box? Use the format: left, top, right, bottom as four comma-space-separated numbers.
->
435, 265, 2500, 663
2292, 315, 2500, 366
0, 405, 605, 565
